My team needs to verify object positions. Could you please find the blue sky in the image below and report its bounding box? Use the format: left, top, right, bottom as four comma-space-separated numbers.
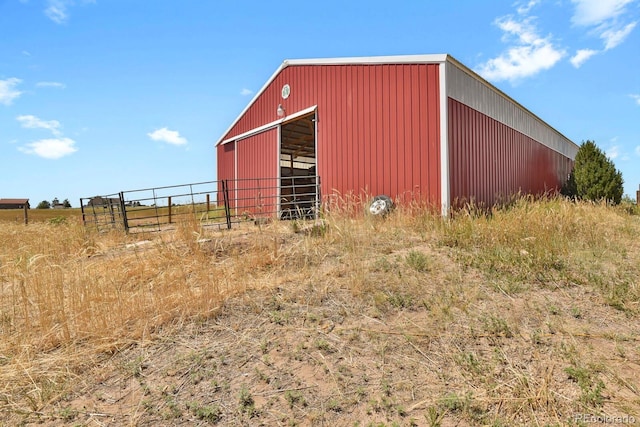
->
1, 0, 639, 207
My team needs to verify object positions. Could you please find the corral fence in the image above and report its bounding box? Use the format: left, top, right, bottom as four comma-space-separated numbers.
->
80, 176, 321, 233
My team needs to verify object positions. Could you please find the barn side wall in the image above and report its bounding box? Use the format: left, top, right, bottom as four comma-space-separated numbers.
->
220, 64, 442, 207
448, 98, 573, 207
445, 60, 576, 208
446, 61, 578, 159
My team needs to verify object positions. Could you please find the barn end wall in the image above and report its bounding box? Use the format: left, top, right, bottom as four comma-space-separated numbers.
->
219, 64, 442, 208
448, 98, 573, 207
235, 128, 279, 215
216, 142, 235, 205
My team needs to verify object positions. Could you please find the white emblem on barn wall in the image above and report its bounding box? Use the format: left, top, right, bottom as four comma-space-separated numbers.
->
281, 84, 290, 99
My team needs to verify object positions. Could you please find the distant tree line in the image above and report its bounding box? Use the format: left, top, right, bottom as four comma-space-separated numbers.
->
36, 197, 72, 209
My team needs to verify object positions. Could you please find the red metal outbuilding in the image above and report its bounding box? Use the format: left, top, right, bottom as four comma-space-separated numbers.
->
215, 54, 578, 216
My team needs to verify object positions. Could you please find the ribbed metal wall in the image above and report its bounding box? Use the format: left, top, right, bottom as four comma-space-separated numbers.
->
446, 61, 578, 159
235, 129, 278, 214
221, 64, 442, 206
448, 98, 573, 207
216, 141, 235, 205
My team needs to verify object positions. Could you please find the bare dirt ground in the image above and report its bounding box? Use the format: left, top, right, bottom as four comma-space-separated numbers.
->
4, 202, 640, 426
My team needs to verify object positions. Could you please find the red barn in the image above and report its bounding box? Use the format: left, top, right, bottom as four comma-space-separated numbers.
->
215, 54, 577, 216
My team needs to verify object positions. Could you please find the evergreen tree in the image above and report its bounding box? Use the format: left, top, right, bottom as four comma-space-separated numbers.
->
562, 140, 624, 204
36, 200, 51, 209
63, 199, 72, 208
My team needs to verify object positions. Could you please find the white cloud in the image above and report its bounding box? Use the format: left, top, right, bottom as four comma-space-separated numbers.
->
22, 50, 31, 56
45, 0, 69, 24
631, 94, 640, 105
570, 0, 637, 52
16, 115, 62, 136
0, 78, 23, 106
635, 146, 640, 156
18, 137, 77, 159
476, 17, 565, 82
601, 21, 637, 49
570, 0, 634, 26
517, 0, 539, 15
44, 0, 94, 24
36, 81, 66, 89
148, 128, 187, 146
606, 145, 620, 159
240, 88, 254, 96
570, 48, 599, 67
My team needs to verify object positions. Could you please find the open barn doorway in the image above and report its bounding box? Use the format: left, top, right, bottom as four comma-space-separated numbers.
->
279, 111, 318, 219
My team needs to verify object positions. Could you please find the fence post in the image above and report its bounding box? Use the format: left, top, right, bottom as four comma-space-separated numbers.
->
119, 192, 129, 233
222, 180, 232, 230
168, 196, 172, 224
636, 185, 639, 206
80, 198, 86, 227
206, 194, 210, 212
23, 204, 28, 225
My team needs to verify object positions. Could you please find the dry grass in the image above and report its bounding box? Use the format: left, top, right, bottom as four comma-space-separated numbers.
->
0, 208, 82, 223
1, 196, 639, 426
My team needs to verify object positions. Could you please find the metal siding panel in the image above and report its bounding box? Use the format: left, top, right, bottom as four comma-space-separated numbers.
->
448, 98, 572, 207
342, 66, 350, 196
236, 129, 278, 215
483, 111, 488, 203
216, 142, 236, 206
381, 65, 390, 195
388, 65, 397, 198
411, 66, 421, 198
347, 66, 353, 195
377, 64, 385, 196
448, 99, 457, 204
429, 64, 441, 206
418, 65, 428, 199
396, 66, 405, 199
422, 66, 433, 202
447, 62, 577, 159
363, 66, 372, 195
402, 65, 412, 200
355, 66, 363, 194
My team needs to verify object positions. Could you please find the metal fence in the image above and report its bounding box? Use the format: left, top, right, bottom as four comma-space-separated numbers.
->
80, 176, 321, 233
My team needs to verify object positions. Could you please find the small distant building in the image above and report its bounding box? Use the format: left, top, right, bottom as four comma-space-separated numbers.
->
85, 196, 120, 207
0, 198, 30, 209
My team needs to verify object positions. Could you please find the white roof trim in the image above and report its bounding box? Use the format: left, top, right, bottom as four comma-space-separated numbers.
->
220, 105, 317, 145
284, 54, 448, 66
215, 54, 449, 146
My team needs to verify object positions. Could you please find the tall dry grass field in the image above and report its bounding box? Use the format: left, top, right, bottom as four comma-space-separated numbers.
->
1, 197, 639, 425
0, 208, 83, 223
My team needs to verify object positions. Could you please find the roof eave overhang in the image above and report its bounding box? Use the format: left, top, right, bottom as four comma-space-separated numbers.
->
220, 105, 317, 145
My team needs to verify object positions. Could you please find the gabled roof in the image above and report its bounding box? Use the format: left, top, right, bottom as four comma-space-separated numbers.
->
0, 198, 29, 204
215, 54, 450, 147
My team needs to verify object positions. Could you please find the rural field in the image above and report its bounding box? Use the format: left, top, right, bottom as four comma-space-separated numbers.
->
1, 197, 639, 426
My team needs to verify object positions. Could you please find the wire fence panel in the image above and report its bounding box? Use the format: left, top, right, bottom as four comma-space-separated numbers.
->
80, 176, 321, 233
80, 193, 126, 232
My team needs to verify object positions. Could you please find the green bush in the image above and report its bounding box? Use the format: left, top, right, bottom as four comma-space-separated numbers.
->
562, 140, 623, 204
